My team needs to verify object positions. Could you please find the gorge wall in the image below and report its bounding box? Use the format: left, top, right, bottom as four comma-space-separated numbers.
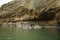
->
0, 0, 60, 25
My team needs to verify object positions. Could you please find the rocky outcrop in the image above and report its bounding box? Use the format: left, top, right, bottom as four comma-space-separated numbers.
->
0, 0, 60, 25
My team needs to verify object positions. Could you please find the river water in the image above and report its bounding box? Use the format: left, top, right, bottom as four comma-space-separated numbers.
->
0, 26, 60, 40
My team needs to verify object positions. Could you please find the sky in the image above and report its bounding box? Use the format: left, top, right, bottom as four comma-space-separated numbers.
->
0, 0, 13, 6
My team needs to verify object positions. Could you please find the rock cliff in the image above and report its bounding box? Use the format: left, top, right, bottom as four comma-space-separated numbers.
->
0, 0, 60, 25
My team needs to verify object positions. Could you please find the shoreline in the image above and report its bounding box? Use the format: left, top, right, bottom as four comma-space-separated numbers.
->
0, 21, 60, 29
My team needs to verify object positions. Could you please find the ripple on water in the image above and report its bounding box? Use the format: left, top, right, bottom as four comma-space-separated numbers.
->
7, 38, 13, 40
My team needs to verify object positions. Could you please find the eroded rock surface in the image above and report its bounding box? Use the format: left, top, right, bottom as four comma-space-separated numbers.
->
0, 0, 60, 25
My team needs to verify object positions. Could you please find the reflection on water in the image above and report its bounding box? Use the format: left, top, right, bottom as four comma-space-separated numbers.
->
0, 26, 60, 40
0, 21, 59, 29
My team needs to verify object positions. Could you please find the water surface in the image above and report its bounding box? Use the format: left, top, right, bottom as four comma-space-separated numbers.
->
0, 26, 60, 40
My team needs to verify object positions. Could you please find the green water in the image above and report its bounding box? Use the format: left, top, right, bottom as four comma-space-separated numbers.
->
0, 26, 60, 40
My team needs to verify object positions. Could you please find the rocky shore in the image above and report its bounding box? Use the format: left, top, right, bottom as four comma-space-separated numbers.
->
0, 21, 59, 29
0, 0, 60, 29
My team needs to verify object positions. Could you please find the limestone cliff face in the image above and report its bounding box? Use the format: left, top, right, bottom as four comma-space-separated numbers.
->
14, 0, 57, 10
0, 0, 60, 24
